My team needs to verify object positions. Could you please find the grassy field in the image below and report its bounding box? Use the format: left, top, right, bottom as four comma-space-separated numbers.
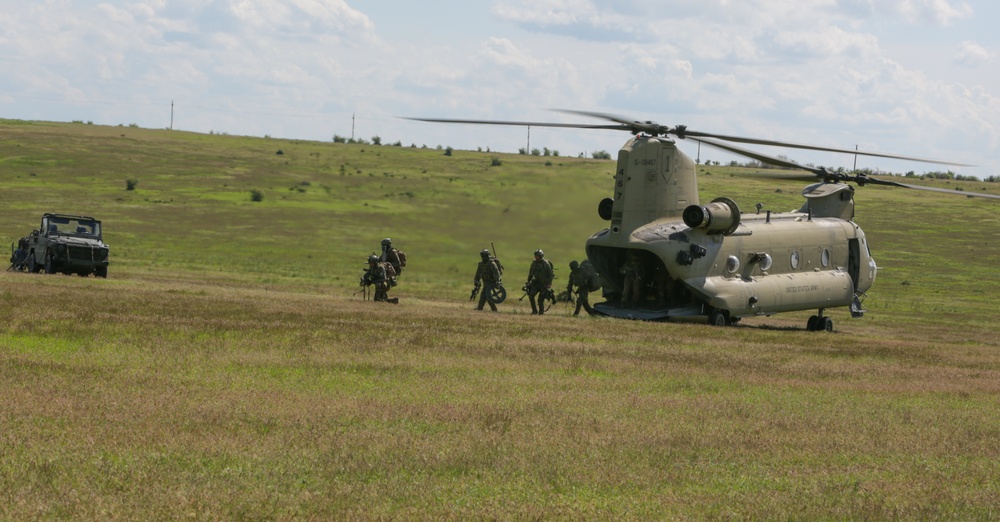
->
2, 120, 999, 518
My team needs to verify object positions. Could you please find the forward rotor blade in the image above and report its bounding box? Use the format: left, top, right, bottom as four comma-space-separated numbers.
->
402, 116, 626, 132
681, 130, 974, 167
550, 109, 669, 135
863, 177, 1000, 199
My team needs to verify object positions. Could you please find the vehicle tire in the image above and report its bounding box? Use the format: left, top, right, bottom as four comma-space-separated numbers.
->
28, 255, 38, 273
708, 309, 728, 327
95, 266, 108, 278
823, 317, 834, 332
44, 254, 56, 274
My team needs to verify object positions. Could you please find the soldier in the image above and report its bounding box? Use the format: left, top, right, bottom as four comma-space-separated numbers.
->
620, 250, 644, 308
378, 237, 406, 276
9, 235, 30, 271
472, 249, 502, 312
524, 249, 554, 315
360, 254, 398, 304
566, 260, 597, 316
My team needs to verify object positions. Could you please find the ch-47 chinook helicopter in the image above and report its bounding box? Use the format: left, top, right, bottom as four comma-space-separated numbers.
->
408, 110, 999, 331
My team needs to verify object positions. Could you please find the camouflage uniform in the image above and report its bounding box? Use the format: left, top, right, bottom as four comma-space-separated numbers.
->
620, 251, 644, 308
379, 238, 403, 275
473, 249, 501, 312
525, 249, 554, 315
566, 260, 596, 316
361, 254, 396, 303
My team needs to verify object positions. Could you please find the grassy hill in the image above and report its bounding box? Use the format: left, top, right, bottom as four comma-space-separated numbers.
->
2, 119, 999, 518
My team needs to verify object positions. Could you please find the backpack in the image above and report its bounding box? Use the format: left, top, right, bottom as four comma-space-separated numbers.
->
395, 249, 407, 268
382, 261, 397, 280
493, 256, 504, 275
580, 259, 602, 292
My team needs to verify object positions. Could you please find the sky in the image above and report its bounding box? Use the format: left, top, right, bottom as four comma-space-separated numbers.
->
2, 0, 999, 177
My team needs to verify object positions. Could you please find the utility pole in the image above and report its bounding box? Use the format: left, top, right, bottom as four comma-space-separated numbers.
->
853, 144, 858, 171
526, 125, 530, 154
352, 113, 356, 141
170, 100, 174, 130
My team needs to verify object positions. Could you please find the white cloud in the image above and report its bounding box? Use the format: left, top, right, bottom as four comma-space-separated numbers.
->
954, 40, 992, 66
0, 0, 998, 173
890, 0, 972, 25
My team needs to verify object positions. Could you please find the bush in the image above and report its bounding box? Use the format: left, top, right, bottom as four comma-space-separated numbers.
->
490, 157, 502, 167
126, 179, 138, 191
250, 189, 264, 202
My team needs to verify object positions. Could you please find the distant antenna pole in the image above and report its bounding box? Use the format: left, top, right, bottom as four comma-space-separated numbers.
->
853, 144, 858, 171
526, 125, 530, 154
170, 100, 174, 130
352, 113, 356, 140
697, 141, 701, 164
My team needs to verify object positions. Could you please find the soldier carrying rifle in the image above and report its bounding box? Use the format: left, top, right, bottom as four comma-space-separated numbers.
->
472, 248, 504, 312
524, 249, 555, 315
360, 254, 398, 304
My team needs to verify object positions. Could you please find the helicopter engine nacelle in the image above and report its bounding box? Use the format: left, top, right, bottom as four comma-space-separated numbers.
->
683, 197, 741, 235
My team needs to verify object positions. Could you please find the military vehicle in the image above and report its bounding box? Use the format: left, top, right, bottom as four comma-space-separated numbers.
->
12, 213, 110, 277
409, 111, 998, 330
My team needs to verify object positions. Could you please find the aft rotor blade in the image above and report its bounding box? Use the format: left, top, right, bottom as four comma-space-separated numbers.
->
402, 116, 626, 131
691, 137, 826, 176
681, 130, 974, 167
863, 177, 1000, 199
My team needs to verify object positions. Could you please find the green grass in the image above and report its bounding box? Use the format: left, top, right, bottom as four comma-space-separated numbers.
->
1, 119, 999, 519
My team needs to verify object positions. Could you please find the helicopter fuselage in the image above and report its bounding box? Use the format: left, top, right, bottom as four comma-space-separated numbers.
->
585, 135, 876, 325
587, 205, 876, 322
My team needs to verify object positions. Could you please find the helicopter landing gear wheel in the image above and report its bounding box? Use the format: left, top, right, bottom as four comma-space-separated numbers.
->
708, 309, 728, 327
807, 312, 833, 332
807, 315, 819, 331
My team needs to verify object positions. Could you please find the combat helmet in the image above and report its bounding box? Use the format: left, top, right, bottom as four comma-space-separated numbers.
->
368, 254, 379, 265
534, 249, 544, 258
569, 260, 579, 270
480, 248, 491, 261
381, 238, 392, 248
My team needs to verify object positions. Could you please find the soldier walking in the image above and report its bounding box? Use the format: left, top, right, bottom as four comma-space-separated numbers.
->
524, 249, 554, 315
566, 260, 597, 316
472, 249, 502, 312
361, 254, 398, 303
378, 237, 406, 276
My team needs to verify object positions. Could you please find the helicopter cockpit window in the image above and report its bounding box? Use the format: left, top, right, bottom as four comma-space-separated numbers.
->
821, 248, 831, 267
790, 250, 800, 270
725, 255, 740, 274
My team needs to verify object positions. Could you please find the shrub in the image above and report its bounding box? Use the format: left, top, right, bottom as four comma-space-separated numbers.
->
126, 179, 139, 191
250, 189, 264, 202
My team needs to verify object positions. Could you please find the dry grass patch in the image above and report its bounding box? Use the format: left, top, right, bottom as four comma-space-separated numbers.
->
2, 272, 999, 518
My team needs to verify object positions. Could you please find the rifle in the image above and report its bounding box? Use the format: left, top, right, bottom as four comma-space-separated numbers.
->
543, 287, 557, 312
470, 283, 480, 301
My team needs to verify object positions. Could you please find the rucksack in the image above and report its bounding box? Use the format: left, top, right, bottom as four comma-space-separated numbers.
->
493, 256, 504, 275
580, 259, 602, 292
382, 261, 397, 279
395, 249, 407, 268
